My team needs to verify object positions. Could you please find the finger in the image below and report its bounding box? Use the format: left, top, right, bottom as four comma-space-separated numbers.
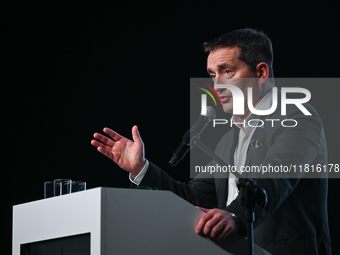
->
97, 145, 113, 160
196, 211, 214, 234
91, 139, 102, 148
91, 139, 114, 160
203, 217, 221, 237
132, 125, 143, 144
103, 127, 124, 141
196, 206, 209, 213
217, 223, 232, 240
210, 222, 225, 239
93, 133, 115, 147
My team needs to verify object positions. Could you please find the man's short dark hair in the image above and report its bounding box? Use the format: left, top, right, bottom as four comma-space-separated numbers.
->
203, 28, 274, 77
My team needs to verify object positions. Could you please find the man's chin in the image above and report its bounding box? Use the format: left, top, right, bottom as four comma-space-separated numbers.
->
222, 106, 233, 114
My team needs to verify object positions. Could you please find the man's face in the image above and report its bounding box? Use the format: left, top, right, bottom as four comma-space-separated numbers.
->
207, 46, 258, 115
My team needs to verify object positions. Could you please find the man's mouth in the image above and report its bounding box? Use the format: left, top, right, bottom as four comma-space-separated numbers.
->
220, 95, 232, 103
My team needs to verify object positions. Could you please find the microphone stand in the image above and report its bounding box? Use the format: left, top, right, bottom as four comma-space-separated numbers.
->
193, 139, 267, 255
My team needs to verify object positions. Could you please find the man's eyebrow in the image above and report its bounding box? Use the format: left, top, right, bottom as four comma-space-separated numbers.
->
207, 68, 213, 74
207, 64, 233, 74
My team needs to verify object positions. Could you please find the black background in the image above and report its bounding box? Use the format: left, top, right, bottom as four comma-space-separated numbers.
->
3, 1, 340, 254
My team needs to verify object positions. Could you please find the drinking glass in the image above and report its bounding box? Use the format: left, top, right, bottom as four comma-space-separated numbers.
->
72, 181, 86, 193
53, 179, 72, 196
44, 181, 54, 198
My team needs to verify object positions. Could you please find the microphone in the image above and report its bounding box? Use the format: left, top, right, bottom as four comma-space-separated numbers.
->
169, 106, 216, 167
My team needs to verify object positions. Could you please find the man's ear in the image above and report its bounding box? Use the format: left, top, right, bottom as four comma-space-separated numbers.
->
256, 62, 269, 85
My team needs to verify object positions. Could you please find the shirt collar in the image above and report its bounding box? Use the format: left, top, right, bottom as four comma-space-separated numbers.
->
231, 86, 275, 128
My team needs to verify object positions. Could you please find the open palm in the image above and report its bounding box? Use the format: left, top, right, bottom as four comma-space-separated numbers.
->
91, 126, 146, 176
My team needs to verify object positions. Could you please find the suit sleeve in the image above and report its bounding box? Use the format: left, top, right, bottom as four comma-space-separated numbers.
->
138, 162, 218, 209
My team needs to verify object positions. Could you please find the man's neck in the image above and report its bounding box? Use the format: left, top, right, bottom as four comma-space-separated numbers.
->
233, 85, 274, 131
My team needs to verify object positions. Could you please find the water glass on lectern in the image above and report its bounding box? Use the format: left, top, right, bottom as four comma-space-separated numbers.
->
72, 181, 86, 193
53, 179, 72, 196
44, 181, 54, 198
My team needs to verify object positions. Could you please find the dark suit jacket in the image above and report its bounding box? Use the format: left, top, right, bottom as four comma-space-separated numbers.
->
139, 103, 331, 255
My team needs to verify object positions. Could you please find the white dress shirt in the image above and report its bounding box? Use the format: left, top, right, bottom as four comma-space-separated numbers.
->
227, 88, 273, 206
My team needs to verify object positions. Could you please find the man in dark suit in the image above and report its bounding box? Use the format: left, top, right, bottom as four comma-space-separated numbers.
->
91, 29, 331, 254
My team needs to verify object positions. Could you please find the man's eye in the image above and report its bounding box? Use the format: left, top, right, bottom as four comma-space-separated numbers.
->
224, 70, 231, 75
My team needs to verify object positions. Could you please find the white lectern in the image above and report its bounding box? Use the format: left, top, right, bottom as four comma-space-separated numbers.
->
13, 187, 271, 255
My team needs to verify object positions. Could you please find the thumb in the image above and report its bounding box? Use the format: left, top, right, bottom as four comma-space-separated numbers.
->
132, 125, 143, 144
196, 206, 210, 213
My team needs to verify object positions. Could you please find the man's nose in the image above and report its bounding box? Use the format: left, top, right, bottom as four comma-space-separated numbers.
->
214, 77, 226, 85
214, 87, 226, 94
214, 77, 226, 93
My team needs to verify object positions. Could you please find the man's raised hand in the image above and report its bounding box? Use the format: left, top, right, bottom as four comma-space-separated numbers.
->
91, 125, 146, 176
